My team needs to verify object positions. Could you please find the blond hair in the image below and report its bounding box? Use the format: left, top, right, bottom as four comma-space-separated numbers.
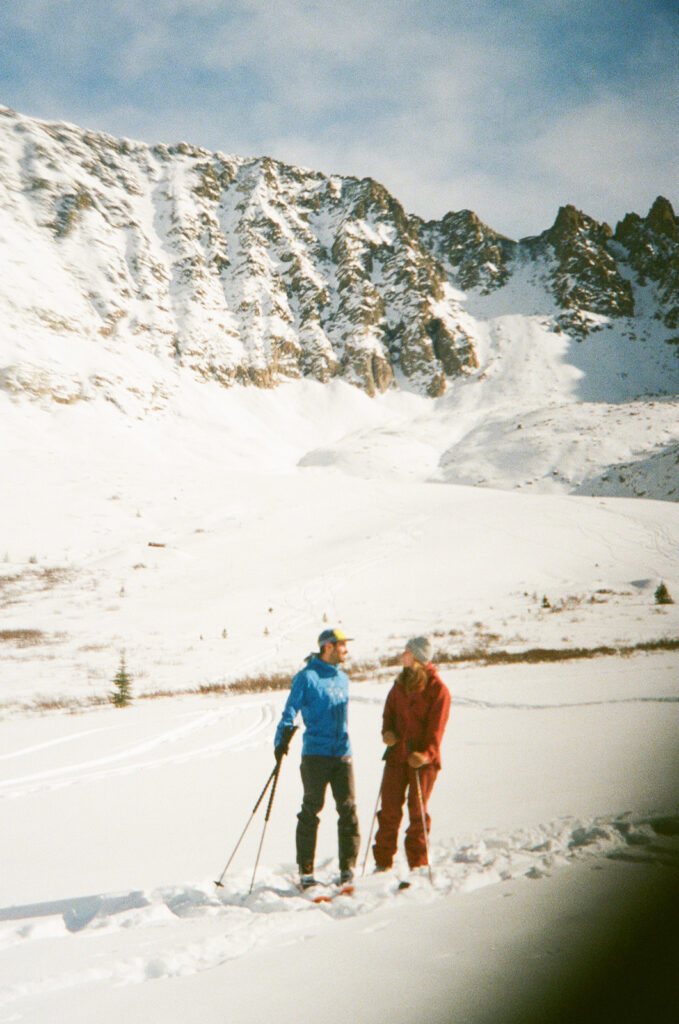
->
397, 663, 428, 694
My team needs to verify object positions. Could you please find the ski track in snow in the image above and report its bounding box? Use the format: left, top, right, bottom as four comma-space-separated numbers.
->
0, 723, 131, 762
353, 690, 679, 712
0, 702, 275, 800
1, 812, 678, 1009
4, 692, 674, 801
449, 694, 679, 710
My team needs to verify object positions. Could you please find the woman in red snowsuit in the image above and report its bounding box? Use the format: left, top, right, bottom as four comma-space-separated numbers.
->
372, 637, 451, 871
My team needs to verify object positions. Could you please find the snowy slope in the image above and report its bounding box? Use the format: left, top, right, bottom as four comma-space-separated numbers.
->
2, 373, 679, 707
1, 658, 678, 1022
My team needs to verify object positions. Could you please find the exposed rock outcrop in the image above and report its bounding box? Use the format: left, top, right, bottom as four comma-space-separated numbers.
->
615, 196, 679, 331
0, 104, 677, 402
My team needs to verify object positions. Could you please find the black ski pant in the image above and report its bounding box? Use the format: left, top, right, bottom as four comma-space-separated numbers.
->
296, 755, 360, 874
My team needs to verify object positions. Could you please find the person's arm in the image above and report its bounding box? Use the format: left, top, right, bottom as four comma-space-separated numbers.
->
408, 682, 451, 767
274, 673, 305, 756
382, 686, 398, 746
422, 682, 451, 764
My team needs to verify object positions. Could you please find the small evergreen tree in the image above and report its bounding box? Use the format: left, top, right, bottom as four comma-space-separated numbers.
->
655, 582, 674, 605
111, 652, 132, 706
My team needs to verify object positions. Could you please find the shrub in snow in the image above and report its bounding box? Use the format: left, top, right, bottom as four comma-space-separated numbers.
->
111, 653, 133, 706
655, 582, 674, 605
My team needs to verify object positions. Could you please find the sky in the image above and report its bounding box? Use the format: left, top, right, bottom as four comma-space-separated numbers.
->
0, 0, 677, 239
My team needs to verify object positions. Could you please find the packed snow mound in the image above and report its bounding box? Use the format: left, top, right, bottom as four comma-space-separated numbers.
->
2, 812, 676, 991
295, 317, 679, 499
438, 397, 679, 495
575, 440, 679, 502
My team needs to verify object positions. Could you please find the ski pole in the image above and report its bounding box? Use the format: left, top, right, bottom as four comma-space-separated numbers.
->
214, 764, 278, 888
248, 759, 282, 894
214, 726, 298, 889
414, 766, 433, 885
247, 725, 298, 894
361, 748, 388, 876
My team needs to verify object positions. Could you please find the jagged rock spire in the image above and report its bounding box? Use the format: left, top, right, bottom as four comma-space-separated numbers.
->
646, 196, 678, 240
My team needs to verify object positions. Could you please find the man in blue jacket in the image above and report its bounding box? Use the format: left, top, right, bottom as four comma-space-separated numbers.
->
274, 628, 360, 889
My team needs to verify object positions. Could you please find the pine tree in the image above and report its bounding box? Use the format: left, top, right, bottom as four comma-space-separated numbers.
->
111, 652, 132, 706
655, 582, 674, 605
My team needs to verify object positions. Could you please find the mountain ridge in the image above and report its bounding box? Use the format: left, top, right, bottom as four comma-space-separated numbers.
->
1, 103, 678, 405
2, 104, 679, 504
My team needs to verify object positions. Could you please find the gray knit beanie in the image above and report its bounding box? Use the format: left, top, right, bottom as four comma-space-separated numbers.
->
405, 636, 432, 664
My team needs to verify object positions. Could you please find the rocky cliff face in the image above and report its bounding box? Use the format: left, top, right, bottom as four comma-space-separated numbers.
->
615, 196, 679, 334
526, 205, 635, 335
423, 198, 679, 340
1, 104, 678, 402
0, 106, 477, 399
419, 208, 518, 293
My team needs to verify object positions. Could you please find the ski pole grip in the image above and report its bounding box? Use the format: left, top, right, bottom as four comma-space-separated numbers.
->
283, 724, 299, 754
274, 724, 299, 762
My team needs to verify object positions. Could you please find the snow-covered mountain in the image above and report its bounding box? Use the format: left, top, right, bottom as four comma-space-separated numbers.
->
0, 103, 479, 400
2, 103, 679, 503
1, 103, 678, 400
3, 107, 679, 1024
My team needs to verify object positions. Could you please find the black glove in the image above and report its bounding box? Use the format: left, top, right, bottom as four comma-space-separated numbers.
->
274, 726, 294, 762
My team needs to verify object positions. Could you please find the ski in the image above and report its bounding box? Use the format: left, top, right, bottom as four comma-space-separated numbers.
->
231, 872, 416, 905
300, 882, 355, 903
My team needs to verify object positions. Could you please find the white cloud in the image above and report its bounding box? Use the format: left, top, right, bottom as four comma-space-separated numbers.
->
2, 0, 678, 236
522, 80, 679, 228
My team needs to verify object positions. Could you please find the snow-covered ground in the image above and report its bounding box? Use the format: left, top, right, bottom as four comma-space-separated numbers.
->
2, 657, 678, 1022
2, 316, 679, 1019
2, 371, 679, 708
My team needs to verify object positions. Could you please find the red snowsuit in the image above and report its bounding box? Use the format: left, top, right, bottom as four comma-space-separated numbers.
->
373, 664, 451, 870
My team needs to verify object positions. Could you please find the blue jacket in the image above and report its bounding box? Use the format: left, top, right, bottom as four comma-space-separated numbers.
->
275, 657, 351, 758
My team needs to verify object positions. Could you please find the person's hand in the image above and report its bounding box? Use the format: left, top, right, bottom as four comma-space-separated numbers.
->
275, 726, 294, 761
382, 730, 398, 747
407, 750, 428, 768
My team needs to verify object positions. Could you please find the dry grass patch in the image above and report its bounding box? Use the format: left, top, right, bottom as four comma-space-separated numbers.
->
0, 628, 48, 647
0, 567, 77, 607
228, 672, 292, 694
0, 694, 110, 716
435, 637, 679, 667
6, 638, 677, 719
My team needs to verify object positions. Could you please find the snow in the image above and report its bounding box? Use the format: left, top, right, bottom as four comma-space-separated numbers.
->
2, 375, 679, 704
2, 661, 678, 1022
3, 136, 679, 1020
2, 353, 679, 1020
